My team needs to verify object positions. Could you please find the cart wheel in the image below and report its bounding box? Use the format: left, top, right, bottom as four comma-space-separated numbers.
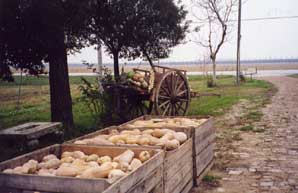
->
154, 71, 190, 116
120, 96, 152, 121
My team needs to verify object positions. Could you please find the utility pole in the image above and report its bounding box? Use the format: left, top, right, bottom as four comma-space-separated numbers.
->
236, 0, 242, 85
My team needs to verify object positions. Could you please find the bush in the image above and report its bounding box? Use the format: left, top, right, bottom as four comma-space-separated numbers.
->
79, 67, 117, 127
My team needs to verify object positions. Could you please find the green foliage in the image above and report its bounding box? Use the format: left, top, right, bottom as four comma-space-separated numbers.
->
202, 174, 221, 182
246, 111, 263, 121
89, 0, 188, 77
0, 0, 92, 81
289, 74, 298, 78
239, 125, 254, 131
78, 67, 120, 127
0, 76, 96, 87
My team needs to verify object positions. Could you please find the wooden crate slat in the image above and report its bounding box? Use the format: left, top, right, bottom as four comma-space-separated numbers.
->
195, 143, 215, 176
180, 179, 194, 193
168, 164, 193, 193
164, 149, 192, 179
122, 165, 163, 193
103, 150, 164, 193
195, 133, 215, 156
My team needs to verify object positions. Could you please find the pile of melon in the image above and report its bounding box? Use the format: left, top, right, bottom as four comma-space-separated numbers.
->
125, 118, 207, 128
74, 128, 188, 150
127, 72, 149, 89
2, 149, 150, 182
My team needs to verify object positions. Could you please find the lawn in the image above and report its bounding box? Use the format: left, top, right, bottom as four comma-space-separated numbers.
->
0, 75, 273, 132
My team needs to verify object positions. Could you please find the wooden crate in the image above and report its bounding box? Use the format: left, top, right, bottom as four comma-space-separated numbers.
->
0, 144, 164, 193
119, 115, 215, 186
67, 126, 193, 193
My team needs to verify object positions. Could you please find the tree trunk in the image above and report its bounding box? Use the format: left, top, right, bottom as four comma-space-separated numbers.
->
113, 52, 120, 82
212, 58, 217, 83
48, 32, 74, 137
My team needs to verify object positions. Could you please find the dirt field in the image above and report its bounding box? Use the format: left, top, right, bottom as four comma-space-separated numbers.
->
65, 63, 298, 73
193, 76, 298, 193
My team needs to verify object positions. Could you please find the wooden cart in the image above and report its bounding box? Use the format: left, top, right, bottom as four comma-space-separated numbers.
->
105, 65, 191, 121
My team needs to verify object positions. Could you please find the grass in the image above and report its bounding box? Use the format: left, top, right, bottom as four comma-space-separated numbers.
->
0, 76, 98, 132
0, 75, 273, 131
246, 111, 263, 122
239, 125, 254, 132
187, 77, 273, 116
289, 74, 298, 78
202, 173, 221, 182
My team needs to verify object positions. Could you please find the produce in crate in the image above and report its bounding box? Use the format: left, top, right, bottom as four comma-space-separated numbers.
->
125, 117, 208, 128
126, 71, 149, 90
74, 128, 188, 150
1, 149, 150, 183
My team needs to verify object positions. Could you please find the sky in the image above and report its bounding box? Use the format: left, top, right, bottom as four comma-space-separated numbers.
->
68, 0, 298, 64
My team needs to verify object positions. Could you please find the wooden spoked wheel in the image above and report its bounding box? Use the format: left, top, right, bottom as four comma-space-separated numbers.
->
154, 71, 190, 116
119, 94, 152, 121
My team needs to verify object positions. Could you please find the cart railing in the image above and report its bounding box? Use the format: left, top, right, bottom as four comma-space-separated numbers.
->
133, 65, 187, 77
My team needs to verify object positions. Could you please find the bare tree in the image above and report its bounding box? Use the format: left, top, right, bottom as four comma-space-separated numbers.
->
191, 0, 237, 85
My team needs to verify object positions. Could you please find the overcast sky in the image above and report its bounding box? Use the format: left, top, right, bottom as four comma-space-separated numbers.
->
68, 0, 298, 64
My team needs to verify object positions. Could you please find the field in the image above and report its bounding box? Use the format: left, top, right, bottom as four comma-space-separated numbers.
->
0, 75, 273, 132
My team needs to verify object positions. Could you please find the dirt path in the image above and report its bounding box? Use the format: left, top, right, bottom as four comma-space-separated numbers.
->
193, 76, 298, 193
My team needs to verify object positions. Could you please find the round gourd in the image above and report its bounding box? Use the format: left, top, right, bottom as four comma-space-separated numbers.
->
98, 156, 112, 165
139, 151, 151, 162
86, 154, 99, 162
173, 132, 187, 143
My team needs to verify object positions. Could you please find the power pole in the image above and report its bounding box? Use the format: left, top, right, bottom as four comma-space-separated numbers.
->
236, 0, 242, 85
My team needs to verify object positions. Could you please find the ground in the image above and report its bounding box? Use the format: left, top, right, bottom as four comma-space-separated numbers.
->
193, 76, 298, 193
0, 75, 271, 161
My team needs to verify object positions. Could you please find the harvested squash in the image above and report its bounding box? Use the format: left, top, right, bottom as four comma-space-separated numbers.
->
108, 169, 126, 182
164, 139, 180, 150
139, 151, 151, 162
80, 162, 113, 179
130, 158, 142, 170
61, 156, 75, 163
56, 165, 79, 177
113, 150, 134, 164
42, 154, 57, 162
98, 156, 112, 165
173, 132, 187, 143
1, 149, 149, 181
86, 154, 99, 162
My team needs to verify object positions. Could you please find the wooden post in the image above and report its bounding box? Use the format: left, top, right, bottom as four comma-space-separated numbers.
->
236, 0, 242, 85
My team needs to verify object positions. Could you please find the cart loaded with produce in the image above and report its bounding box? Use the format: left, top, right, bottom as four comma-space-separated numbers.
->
104, 65, 192, 121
